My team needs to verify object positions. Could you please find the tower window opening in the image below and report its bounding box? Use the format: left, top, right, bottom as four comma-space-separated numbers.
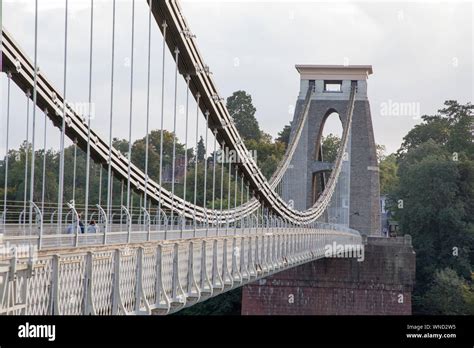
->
324, 80, 342, 92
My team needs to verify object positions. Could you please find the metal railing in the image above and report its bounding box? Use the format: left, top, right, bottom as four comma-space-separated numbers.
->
0, 225, 361, 315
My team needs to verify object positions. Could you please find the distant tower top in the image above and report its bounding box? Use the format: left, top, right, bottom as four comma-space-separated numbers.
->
295, 65, 373, 101
295, 65, 373, 80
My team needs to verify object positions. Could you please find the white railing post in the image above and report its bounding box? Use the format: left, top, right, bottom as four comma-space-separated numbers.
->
30, 201, 43, 250
96, 204, 108, 244
66, 201, 80, 247
121, 205, 132, 243
83, 251, 94, 315
50, 254, 60, 315
141, 207, 151, 241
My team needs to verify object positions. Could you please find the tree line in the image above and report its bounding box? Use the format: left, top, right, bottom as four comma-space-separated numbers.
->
380, 100, 474, 314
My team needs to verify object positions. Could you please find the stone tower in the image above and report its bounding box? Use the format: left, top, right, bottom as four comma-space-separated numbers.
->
282, 65, 380, 236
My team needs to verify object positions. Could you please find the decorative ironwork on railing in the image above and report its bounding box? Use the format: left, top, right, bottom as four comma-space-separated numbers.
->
0, 224, 361, 315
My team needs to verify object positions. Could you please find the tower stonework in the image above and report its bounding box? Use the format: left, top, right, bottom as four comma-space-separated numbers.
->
282, 65, 380, 236
242, 66, 415, 316
242, 236, 415, 315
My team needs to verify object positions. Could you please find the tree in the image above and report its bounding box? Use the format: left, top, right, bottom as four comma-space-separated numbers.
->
131, 130, 188, 184
320, 134, 341, 163
379, 154, 398, 195
392, 101, 474, 314
112, 138, 129, 155
439, 100, 474, 155
376, 144, 386, 163
226, 90, 260, 141
395, 141, 473, 291
196, 136, 206, 163
419, 268, 474, 315
176, 288, 242, 315
277, 124, 291, 148
246, 132, 285, 180
0, 143, 59, 204
398, 100, 474, 157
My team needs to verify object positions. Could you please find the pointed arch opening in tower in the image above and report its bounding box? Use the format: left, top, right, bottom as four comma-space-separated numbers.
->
311, 110, 344, 204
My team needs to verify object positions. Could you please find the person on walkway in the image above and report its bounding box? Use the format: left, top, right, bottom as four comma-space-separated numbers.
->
88, 219, 98, 233
78, 213, 85, 234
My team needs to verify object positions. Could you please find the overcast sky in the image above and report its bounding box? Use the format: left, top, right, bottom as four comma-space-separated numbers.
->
1, 0, 473, 156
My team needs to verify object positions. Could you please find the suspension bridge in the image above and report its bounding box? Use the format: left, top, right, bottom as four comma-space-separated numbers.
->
0, 0, 382, 315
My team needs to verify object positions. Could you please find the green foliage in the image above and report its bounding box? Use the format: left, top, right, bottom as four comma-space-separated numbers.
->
277, 124, 291, 148
196, 136, 206, 163
0, 130, 190, 209
320, 134, 341, 163
398, 100, 474, 157
391, 100, 474, 314
396, 143, 473, 289
112, 138, 130, 155
379, 154, 399, 195
175, 288, 242, 315
226, 90, 261, 141
0, 142, 59, 204
376, 144, 386, 163
175, 162, 246, 209
245, 132, 285, 180
417, 268, 474, 315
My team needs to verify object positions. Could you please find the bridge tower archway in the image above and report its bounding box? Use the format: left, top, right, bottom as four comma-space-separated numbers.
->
310, 108, 344, 205
282, 65, 380, 236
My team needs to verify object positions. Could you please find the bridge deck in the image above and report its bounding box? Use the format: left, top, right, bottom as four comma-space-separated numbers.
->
0, 227, 361, 315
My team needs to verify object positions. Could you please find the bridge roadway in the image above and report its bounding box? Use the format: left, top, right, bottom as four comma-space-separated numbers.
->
0, 225, 360, 315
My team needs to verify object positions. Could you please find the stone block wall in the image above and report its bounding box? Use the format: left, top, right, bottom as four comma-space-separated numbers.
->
241, 236, 415, 315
